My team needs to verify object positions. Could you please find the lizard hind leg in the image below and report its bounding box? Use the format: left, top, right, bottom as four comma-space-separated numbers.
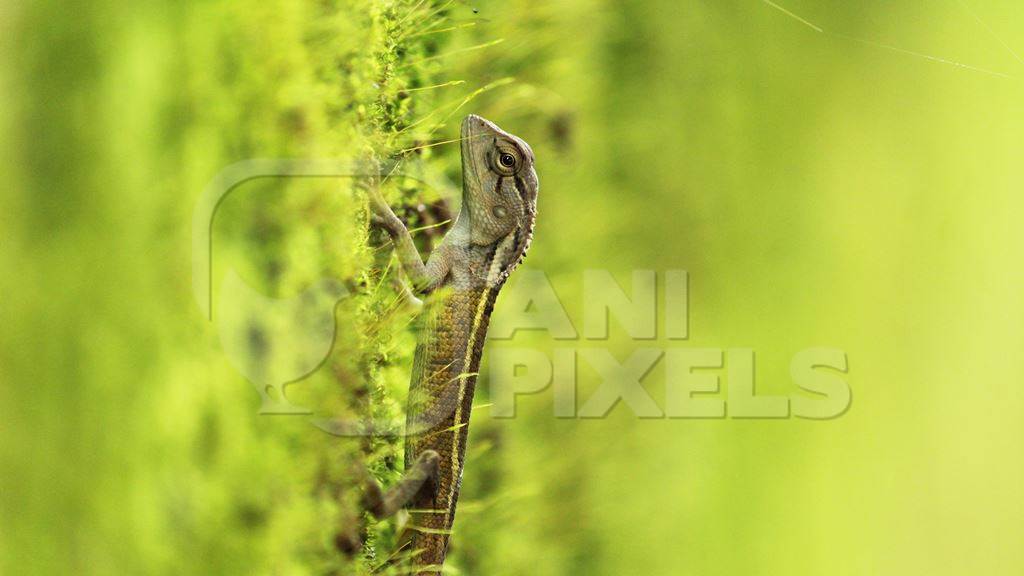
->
362, 449, 440, 519
334, 450, 440, 559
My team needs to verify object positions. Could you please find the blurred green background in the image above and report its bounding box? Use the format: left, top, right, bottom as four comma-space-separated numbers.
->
2, 0, 1022, 574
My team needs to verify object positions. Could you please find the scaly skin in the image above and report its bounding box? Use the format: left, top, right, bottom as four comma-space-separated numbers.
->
370, 114, 539, 573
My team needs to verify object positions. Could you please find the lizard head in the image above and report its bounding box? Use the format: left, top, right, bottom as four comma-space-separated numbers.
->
459, 114, 539, 284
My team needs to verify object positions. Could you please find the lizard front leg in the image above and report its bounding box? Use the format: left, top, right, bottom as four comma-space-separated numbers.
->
367, 186, 451, 293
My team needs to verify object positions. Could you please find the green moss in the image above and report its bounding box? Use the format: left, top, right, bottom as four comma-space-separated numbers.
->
0, 1, 466, 574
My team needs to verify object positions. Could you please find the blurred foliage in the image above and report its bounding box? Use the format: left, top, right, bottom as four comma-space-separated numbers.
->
2, 0, 1024, 575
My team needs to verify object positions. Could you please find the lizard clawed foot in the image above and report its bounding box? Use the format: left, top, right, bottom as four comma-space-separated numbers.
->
335, 450, 440, 558
365, 182, 404, 233
368, 205, 398, 231
362, 450, 440, 519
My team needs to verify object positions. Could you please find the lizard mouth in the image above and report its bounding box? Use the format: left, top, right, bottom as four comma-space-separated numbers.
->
461, 114, 492, 188
462, 114, 509, 177
460, 115, 477, 160
462, 114, 508, 146
464, 113, 503, 135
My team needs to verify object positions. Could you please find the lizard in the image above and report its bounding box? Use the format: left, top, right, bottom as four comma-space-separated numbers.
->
364, 114, 540, 573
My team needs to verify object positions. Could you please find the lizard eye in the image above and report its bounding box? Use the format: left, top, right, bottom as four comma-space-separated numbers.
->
494, 146, 520, 175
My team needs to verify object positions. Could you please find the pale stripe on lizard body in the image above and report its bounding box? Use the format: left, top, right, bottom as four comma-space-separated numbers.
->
371, 115, 539, 574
